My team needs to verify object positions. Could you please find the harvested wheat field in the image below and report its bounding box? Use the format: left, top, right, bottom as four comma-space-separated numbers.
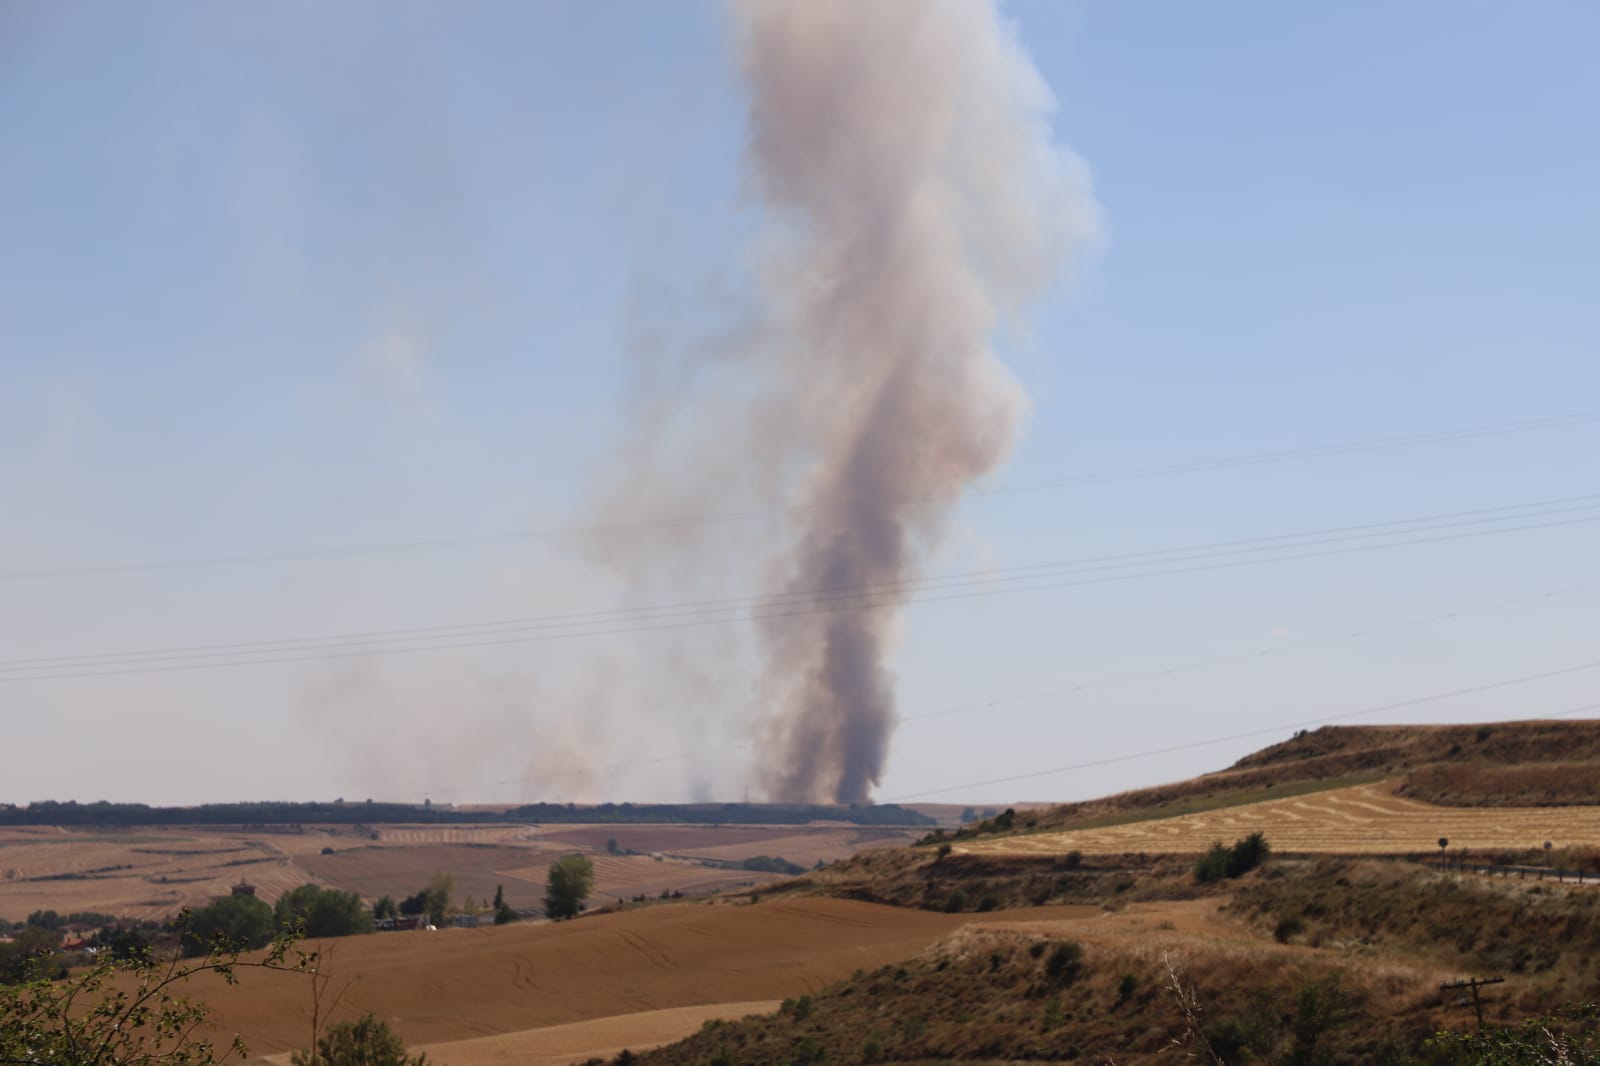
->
961, 780, 1600, 857
530, 823, 923, 869
0, 826, 323, 921
184, 897, 1088, 1061
0, 820, 898, 921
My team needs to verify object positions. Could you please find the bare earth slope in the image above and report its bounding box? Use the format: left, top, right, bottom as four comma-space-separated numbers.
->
186, 897, 1063, 1057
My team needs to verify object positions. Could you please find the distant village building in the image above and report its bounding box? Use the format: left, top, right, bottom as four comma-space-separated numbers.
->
58, 923, 98, 950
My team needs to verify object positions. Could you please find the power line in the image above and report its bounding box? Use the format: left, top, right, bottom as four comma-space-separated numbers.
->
898, 581, 1600, 725
10, 491, 1594, 669
3, 494, 1596, 682
881, 662, 1600, 802
412, 582, 1592, 798
4, 410, 1595, 582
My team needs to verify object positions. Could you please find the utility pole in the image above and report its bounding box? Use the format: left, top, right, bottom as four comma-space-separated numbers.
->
1440, 976, 1504, 1032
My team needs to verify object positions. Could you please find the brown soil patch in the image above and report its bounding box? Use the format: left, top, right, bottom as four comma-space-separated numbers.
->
401, 1002, 783, 1066
531, 824, 922, 868
184, 897, 1096, 1057
962, 781, 1600, 856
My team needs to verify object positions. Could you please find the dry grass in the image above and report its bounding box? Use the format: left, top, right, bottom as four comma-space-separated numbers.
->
629, 919, 1448, 1065
1228, 857, 1600, 1013
1402, 761, 1600, 807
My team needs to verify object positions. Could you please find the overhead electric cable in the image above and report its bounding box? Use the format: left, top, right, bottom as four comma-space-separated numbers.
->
2, 497, 1595, 682
3, 410, 1595, 582
2, 493, 1595, 671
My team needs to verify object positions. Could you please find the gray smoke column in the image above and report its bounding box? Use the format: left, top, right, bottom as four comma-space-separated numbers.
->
732, 0, 1099, 804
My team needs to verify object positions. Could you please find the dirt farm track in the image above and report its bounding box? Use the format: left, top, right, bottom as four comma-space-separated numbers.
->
960, 781, 1600, 857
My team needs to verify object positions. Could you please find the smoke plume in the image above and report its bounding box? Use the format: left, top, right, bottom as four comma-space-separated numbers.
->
732, 0, 1099, 803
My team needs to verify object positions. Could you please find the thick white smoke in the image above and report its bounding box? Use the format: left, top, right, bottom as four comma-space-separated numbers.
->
731, 0, 1100, 802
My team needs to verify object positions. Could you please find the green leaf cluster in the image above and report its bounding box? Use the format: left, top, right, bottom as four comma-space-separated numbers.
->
1195, 831, 1272, 883
273, 885, 374, 939
0, 921, 312, 1066
544, 855, 595, 920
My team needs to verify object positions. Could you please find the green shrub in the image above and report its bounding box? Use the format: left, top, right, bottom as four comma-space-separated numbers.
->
291, 1013, 427, 1066
1044, 941, 1084, 986
1196, 833, 1272, 883
1229, 831, 1272, 877
1274, 914, 1306, 943
1287, 975, 1346, 1066
792, 1035, 826, 1063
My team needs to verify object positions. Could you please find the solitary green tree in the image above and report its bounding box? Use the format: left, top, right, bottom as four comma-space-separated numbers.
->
492, 884, 518, 926
544, 855, 595, 920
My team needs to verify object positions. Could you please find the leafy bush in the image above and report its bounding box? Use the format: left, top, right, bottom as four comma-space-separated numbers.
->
291, 1013, 428, 1066
1229, 831, 1272, 877
1195, 842, 1232, 884
1274, 914, 1306, 943
1425, 1003, 1600, 1063
1044, 941, 1085, 986
1, 923, 310, 1065
1196, 832, 1272, 883
1287, 975, 1346, 1065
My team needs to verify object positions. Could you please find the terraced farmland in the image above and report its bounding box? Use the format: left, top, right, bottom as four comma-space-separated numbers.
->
960, 781, 1600, 857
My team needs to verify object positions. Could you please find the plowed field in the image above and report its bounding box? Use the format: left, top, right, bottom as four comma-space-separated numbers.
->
181, 897, 1079, 1058
960, 781, 1600, 856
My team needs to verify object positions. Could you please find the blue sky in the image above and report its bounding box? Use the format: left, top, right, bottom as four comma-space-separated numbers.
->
1, 2, 1596, 806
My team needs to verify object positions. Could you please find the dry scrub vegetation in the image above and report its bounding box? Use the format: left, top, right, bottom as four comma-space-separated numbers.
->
1229, 857, 1600, 1010
620, 925, 1438, 1065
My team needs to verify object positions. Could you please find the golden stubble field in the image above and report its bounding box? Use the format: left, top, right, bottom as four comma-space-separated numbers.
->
0, 822, 924, 921
960, 780, 1600, 857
